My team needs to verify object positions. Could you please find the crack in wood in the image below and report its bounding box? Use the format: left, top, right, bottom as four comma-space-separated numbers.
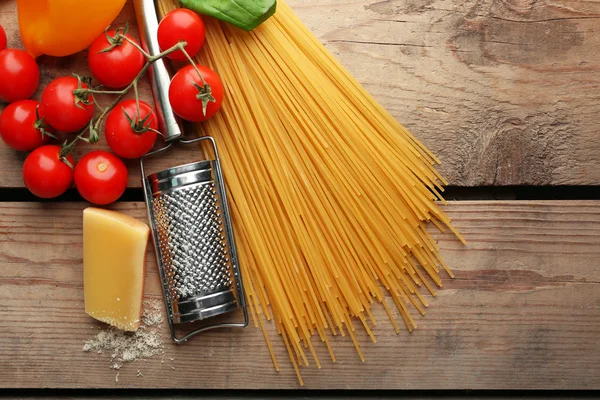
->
329, 39, 433, 48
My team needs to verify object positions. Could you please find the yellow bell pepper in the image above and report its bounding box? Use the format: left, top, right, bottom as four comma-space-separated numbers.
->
16, 0, 127, 58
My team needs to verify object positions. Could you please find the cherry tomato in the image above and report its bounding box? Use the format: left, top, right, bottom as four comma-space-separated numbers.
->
0, 49, 39, 102
158, 9, 205, 61
0, 25, 6, 51
168, 65, 223, 122
23, 145, 75, 199
39, 76, 95, 132
0, 100, 53, 151
105, 99, 158, 159
74, 150, 128, 205
88, 31, 145, 89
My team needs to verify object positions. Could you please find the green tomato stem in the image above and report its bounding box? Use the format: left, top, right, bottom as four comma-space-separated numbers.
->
61, 38, 190, 158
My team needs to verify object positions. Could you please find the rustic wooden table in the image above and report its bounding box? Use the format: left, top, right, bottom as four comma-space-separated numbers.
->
0, 0, 599, 392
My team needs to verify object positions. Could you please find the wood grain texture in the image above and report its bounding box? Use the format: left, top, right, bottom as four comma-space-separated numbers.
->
287, 0, 600, 185
1, 0, 600, 188
0, 201, 598, 389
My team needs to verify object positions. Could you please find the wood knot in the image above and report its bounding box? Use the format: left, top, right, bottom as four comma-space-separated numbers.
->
495, 0, 538, 16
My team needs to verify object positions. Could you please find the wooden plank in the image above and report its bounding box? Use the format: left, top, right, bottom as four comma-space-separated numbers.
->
0, 200, 598, 389
288, 0, 600, 185
2, 1, 600, 188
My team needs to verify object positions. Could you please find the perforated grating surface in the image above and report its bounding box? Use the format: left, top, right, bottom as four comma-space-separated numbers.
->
152, 182, 232, 301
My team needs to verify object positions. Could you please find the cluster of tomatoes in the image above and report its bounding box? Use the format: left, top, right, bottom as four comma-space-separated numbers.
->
0, 9, 223, 204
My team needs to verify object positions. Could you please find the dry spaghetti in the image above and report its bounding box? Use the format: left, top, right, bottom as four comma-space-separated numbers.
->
158, 0, 465, 384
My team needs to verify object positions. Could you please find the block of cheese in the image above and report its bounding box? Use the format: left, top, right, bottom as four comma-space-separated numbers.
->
83, 207, 150, 331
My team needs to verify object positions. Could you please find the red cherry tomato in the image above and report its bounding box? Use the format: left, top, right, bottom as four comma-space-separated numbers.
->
0, 49, 40, 102
0, 25, 7, 51
39, 76, 95, 132
0, 100, 53, 151
158, 9, 205, 61
74, 150, 128, 205
168, 65, 223, 122
23, 145, 75, 199
88, 31, 145, 89
105, 99, 158, 159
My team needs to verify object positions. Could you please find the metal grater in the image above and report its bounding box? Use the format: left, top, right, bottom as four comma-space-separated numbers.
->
134, 0, 248, 343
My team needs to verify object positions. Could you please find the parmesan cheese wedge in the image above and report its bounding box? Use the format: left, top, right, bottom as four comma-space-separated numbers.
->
83, 207, 150, 331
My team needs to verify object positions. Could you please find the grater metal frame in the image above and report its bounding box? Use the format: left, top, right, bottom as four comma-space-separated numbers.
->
141, 136, 248, 343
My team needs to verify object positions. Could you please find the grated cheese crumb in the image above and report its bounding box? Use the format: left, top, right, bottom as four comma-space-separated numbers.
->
83, 298, 168, 381
142, 300, 164, 326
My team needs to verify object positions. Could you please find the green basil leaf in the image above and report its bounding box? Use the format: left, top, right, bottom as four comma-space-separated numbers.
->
180, 0, 277, 31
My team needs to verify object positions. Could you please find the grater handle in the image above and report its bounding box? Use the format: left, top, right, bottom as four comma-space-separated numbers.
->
172, 307, 249, 344
132, 0, 182, 142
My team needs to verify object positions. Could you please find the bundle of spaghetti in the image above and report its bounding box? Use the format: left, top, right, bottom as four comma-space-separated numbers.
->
158, 0, 465, 384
